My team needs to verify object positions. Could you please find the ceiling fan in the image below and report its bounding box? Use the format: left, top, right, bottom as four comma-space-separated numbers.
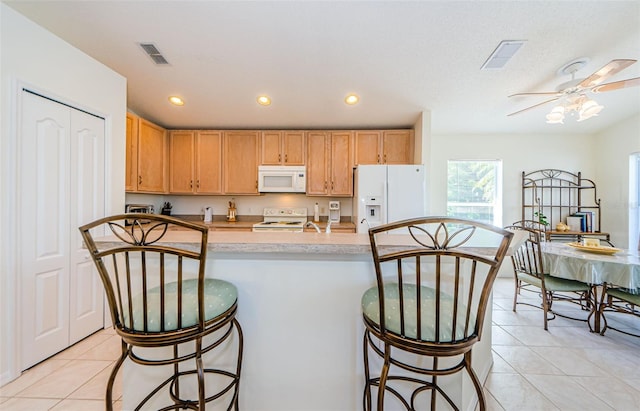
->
508, 58, 640, 123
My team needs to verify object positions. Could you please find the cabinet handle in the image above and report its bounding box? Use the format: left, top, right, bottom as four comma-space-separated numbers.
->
138, 175, 142, 185
256, 181, 258, 189
324, 181, 328, 189
278, 154, 281, 162
190, 180, 193, 189
383, 154, 387, 163
284, 154, 288, 163
377, 154, 381, 164
331, 181, 334, 190
196, 180, 200, 189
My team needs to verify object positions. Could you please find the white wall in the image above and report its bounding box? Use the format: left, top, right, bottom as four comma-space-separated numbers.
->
428, 132, 596, 226
594, 114, 640, 248
0, 3, 127, 384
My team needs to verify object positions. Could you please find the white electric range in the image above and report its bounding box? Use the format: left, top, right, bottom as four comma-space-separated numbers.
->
252, 207, 308, 232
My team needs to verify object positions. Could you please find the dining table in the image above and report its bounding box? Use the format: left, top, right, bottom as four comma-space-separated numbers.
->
541, 241, 640, 333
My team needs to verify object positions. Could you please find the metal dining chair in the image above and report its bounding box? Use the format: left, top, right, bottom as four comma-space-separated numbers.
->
505, 225, 594, 331
599, 283, 640, 338
79, 214, 243, 411
362, 217, 513, 410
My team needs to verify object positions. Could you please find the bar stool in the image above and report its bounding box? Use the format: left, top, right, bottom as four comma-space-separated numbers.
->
362, 217, 513, 410
79, 214, 243, 411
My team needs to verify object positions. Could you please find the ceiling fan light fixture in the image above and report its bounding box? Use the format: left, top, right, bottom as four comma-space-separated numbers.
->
546, 106, 565, 124
577, 99, 603, 121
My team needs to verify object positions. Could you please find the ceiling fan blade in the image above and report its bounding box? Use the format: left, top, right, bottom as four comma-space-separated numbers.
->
578, 59, 637, 88
507, 97, 559, 116
508, 91, 560, 98
591, 77, 640, 93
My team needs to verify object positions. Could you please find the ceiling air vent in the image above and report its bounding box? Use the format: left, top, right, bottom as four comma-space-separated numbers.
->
481, 40, 526, 70
139, 43, 170, 65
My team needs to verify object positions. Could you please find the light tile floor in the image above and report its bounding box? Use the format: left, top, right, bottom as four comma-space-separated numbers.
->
1, 277, 639, 410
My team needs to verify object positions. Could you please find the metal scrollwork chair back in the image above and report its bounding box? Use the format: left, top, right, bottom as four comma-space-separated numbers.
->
79, 214, 243, 411
505, 225, 593, 331
362, 217, 513, 411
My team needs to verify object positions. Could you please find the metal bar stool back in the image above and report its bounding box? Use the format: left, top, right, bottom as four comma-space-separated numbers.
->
362, 217, 513, 410
79, 214, 243, 411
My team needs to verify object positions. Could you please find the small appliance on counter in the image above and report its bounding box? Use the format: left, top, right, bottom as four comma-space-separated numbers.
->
328, 201, 340, 223
227, 200, 237, 222
124, 204, 154, 225
204, 207, 213, 223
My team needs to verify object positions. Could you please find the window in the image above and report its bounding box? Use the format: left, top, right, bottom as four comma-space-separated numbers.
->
447, 160, 502, 225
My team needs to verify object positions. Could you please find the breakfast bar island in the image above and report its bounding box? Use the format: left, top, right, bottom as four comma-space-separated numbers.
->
120, 231, 495, 411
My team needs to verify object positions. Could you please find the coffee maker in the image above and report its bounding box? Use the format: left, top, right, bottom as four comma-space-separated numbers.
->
328, 201, 340, 223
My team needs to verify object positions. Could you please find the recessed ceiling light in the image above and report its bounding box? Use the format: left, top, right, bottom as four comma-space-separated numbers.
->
345, 94, 359, 105
257, 95, 271, 106
168, 96, 185, 106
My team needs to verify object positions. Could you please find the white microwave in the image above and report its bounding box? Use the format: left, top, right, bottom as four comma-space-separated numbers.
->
258, 166, 306, 193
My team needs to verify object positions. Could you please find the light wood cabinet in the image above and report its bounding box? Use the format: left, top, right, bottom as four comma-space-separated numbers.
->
125, 113, 138, 191
197, 131, 224, 194
354, 129, 413, 165
169, 130, 223, 194
260, 131, 305, 165
306, 131, 353, 197
224, 131, 260, 194
126, 114, 167, 193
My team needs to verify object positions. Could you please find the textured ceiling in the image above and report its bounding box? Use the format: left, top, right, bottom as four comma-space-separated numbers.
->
5, 0, 640, 135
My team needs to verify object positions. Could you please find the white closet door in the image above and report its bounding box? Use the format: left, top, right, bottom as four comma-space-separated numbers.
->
20, 92, 71, 369
69, 109, 105, 344
20, 91, 105, 369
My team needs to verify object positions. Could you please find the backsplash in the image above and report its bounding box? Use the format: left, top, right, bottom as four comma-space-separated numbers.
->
125, 193, 353, 220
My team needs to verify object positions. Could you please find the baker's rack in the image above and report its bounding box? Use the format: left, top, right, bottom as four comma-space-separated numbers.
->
521, 169, 612, 245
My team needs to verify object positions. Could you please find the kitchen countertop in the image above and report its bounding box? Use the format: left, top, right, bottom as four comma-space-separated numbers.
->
170, 214, 356, 231
143, 230, 372, 254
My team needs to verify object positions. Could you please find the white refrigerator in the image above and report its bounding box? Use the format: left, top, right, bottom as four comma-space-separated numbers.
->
352, 164, 426, 233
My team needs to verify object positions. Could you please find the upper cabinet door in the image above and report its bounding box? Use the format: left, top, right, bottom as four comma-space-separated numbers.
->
260, 131, 306, 165
196, 131, 223, 194
354, 131, 382, 165
306, 132, 330, 195
382, 130, 413, 164
260, 131, 282, 165
224, 131, 259, 194
169, 130, 195, 193
125, 113, 139, 191
137, 118, 167, 193
282, 131, 305, 165
329, 131, 353, 196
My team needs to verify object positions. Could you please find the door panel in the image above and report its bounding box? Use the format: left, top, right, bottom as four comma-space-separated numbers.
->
69, 110, 105, 344
21, 92, 71, 370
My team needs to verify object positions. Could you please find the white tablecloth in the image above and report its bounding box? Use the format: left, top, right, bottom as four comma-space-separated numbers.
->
541, 242, 640, 293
